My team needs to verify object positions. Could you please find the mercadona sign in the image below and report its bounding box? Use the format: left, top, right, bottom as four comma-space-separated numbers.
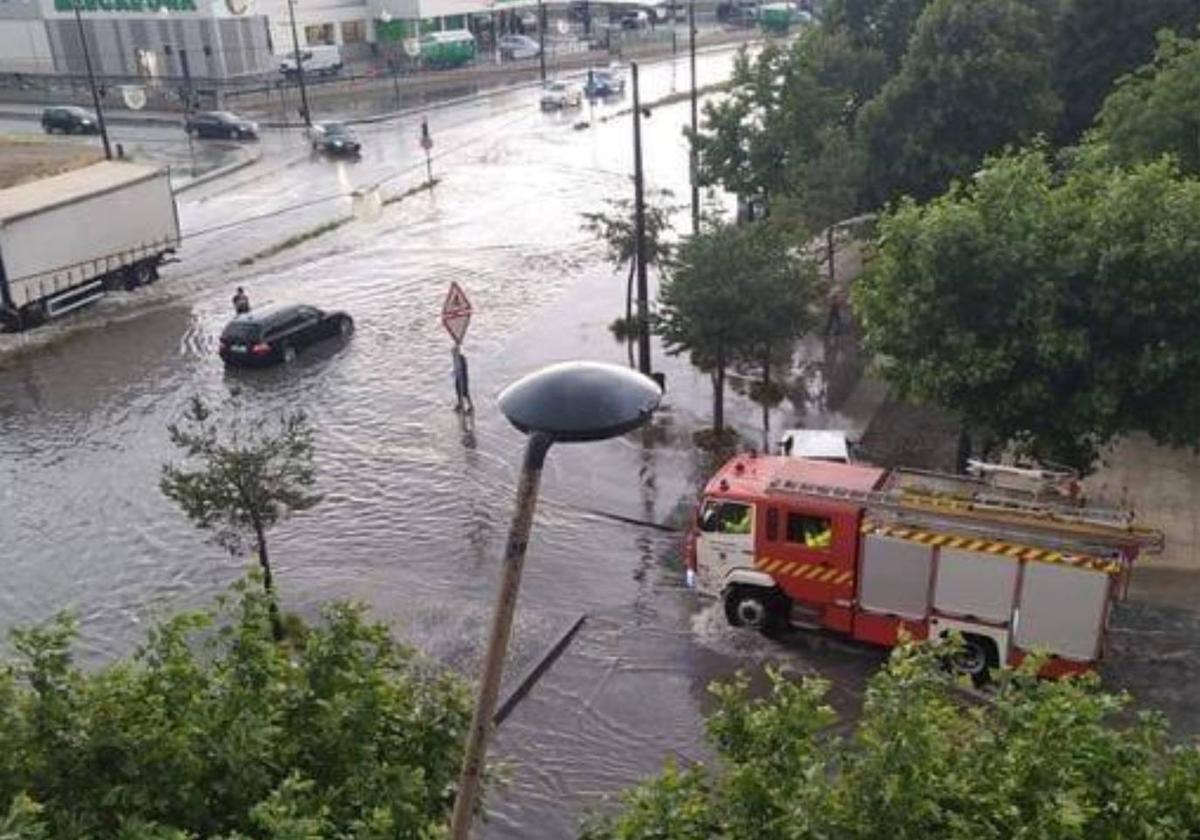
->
53, 0, 199, 12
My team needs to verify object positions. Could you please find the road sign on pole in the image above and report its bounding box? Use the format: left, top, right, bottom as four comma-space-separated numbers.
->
442, 281, 472, 345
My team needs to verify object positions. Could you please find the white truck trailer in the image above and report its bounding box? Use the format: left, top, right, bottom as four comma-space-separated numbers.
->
0, 161, 180, 331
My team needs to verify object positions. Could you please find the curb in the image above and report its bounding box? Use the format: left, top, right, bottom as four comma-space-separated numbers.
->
0, 108, 181, 128
172, 147, 262, 194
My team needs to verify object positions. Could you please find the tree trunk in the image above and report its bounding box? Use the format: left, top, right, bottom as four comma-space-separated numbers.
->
827, 225, 836, 282
625, 259, 635, 327
712, 343, 726, 436
625, 259, 636, 368
254, 523, 284, 642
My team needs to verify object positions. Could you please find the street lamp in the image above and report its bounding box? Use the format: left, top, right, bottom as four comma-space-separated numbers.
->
688, 0, 699, 235
630, 61, 652, 377
71, 0, 111, 159
448, 361, 662, 840
286, 0, 312, 125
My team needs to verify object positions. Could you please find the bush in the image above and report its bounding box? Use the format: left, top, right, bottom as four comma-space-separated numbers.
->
0, 577, 472, 839
583, 641, 1200, 839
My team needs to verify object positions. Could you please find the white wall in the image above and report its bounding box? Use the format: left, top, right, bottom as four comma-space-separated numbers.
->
0, 20, 53, 73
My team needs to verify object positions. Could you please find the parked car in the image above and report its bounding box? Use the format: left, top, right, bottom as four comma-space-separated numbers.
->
583, 67, 626, 97
279, 44, 343, 78
540, 80, 583, 110
185, 110, 259, 140
218, 304, 353, 367
498, 33, 540, 60
309, 122, 362, 156
41, 106, 99, 134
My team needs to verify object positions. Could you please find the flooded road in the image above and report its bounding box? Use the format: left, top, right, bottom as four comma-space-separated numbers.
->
0, 48, 879, 836
2, 45, 1196, 837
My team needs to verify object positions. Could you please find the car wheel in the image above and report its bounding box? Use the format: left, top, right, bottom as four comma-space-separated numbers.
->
282, 344, 297, 363
948, 634, 997, 687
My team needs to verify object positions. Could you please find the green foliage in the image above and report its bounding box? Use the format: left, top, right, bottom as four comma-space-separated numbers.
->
1090, 31, 1200, 175
0, 579, 471, 839
693, 30, 883, 218
161, 395, 321, 559
657, 222, 817, 435
580, 187, 676, 273
161, 395, 321, 638
583, 642, 1200, 839
823, 0, 933, 71
856, 146, 1200, 470
858, 0, 1060, 205
1052, 0, 1198, 143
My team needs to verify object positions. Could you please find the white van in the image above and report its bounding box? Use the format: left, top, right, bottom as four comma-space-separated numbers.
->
279, 45, 343, 78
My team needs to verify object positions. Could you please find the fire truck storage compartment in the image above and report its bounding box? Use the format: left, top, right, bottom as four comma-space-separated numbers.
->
932, 547, 1019, 623
1013, 561, 1110, 661
859, 534, 932, 619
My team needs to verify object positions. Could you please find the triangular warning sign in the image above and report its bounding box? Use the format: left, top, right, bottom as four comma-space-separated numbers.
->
442, 281, 471, 316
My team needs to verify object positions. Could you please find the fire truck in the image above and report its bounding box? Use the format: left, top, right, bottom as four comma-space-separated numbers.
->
685, 453, 1163, 679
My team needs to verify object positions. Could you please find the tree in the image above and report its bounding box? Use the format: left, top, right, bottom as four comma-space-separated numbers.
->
858, 0, 1060, 205
657, 222, 816, 441
0, 579, 472, 838
1052, 0, 1198, 143
580, 187, 676, 343
1090, 31, 1200, 175
161, 396, 320, 640
581, 640, 1200, 840
693, 29, 885, 220
823, 0, 933, 72
855, 146, 1200, 470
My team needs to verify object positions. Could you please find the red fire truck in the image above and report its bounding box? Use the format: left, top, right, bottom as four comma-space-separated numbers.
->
685, 454, 1162, 679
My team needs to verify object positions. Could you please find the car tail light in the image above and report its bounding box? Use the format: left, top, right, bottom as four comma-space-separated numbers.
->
251, 342, 271, 355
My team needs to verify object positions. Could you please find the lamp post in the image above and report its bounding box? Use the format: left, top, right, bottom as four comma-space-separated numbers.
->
72, 0, 111, 160
631, 61, 651, 377
537, 0, 546, 83
448, 361, 662, 840
688, 0, 699, 235
286, 0, 311, 125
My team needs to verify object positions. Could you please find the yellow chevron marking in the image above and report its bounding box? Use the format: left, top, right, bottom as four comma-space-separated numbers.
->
1005, 545, 1024, 557
835, 571, 853, 585
805, 565, 825, 580
930, 534, 951, 546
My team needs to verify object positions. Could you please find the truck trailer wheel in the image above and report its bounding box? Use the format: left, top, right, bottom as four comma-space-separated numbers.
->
724, 585, 787, 637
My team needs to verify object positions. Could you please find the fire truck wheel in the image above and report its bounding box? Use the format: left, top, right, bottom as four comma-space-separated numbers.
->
724, 585, 786, 635
950, 634, 997, 686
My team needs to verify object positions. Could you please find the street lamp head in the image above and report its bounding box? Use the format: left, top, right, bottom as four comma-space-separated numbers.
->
498, 361, 662, 443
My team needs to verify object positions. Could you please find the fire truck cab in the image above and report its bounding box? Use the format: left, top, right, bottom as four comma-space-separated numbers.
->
687, 453, 1161, 680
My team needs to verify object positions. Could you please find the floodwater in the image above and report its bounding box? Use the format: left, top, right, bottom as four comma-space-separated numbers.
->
0, 49, 882, 837
2, 45, 1197, 839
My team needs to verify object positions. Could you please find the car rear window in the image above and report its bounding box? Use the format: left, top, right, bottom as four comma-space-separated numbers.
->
222, 321, 262, 342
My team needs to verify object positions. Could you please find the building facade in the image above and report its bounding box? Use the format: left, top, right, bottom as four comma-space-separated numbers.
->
0, 0, 274, 79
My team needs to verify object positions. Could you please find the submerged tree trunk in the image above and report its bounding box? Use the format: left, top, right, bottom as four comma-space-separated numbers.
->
254, 521, 284, 642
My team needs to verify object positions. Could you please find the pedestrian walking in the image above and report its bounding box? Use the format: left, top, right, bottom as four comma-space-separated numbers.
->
452, 344, 474, 413
232, 286, 250, 315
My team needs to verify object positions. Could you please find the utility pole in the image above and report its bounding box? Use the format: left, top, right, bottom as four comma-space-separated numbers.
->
631, 61, 651, 377
72, 0, 111, 160
688, 0, 699, 234
286, 0, 311, 126
537, 0, 546, 82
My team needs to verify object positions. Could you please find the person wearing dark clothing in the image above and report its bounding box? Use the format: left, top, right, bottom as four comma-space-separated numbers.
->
453, 344, 474, 413
232, 287, 250, 314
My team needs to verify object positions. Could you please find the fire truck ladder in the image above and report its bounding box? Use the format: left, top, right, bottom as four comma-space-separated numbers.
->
766, 474, 1164, 555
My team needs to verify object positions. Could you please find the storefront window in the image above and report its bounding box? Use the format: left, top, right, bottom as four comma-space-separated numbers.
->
304, 23, 335, 45
341, 20, 366, 43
